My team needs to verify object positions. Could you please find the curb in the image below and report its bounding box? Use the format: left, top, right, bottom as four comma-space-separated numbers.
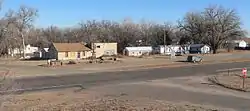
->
208, 76, 249, 92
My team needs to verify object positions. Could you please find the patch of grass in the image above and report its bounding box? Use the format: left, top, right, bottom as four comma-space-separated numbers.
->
208, 74, 250, 92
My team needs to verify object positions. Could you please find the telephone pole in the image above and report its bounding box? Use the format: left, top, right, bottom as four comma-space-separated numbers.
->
163, 29, 166, 55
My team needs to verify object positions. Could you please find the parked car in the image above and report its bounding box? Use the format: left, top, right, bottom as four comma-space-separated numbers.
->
175, 51, 183, 56
187, 55, 203, 63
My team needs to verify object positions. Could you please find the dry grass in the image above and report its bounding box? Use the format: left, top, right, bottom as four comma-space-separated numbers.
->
0, 70, 17, 110
1, 88, 226, 111
209, 74, 250, 91
217, 49, 250, 54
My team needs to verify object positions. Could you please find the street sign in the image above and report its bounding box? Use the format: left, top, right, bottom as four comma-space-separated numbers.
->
242, 68, 248, 89
242, 68, 247, 78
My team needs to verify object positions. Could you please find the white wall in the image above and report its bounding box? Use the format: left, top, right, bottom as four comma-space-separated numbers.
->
127, 50, 151, 56
238, 41, 247, 48
8, 44, 38, 57
201, 45, 210, 53
25, 45, 38, 54
125, 46, 153, 56
92, 43, 117, 58
233, 40, 247, 48
158, 45, 182, 55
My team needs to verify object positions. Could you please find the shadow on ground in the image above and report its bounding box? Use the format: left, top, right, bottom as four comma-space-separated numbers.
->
175, 60, 190, 63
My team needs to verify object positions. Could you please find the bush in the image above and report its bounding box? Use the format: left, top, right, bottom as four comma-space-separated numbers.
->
68, 60, 77, 64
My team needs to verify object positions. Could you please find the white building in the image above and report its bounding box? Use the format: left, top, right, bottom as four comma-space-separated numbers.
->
92, 43, 117, 58
232, 40, 247, 48
34, 48, 49, 59
124, 46, 153, 57
8, 44, 38, 57
181, 45, 190, 53
189, 44, 211, 54
154, 45, 183, 55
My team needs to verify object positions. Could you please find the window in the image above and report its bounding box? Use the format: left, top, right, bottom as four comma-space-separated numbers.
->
105, 50, 114, 55
82, 51, 85, 56
96, 45, 101, 48
77, 52, 81, 58
65, 52, 69, 57
104, 51, 110, 55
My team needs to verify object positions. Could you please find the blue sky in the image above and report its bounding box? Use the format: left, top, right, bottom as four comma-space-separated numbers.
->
1, 0, 250, 33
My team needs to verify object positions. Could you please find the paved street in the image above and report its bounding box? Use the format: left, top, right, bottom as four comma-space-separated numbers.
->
14, 61, 250, 91
7, 61, 250, 111
92, 82, 250, 111
2, 51, 250, 78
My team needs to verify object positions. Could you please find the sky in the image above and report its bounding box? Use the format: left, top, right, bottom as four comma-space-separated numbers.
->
1, 0, 250, 34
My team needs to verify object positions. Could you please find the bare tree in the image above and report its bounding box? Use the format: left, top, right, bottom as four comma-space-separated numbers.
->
0, 3, 19, 108
13, 5, 38, 58
179, 5, 244, 54
203, 5, 244, 53
76, 19, 178, 53
0, 4, 20, 56
27, 28, 49, 48
42, 26, 63, 43
178, 12, 205, 44
149, 23, 174, 47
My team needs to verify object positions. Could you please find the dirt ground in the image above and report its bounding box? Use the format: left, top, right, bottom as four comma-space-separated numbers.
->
2, 87, 229, 111
209, 73, 250, 91
3, 75, 249, 111
1, 91, 223, 111
0, 57, 184, 78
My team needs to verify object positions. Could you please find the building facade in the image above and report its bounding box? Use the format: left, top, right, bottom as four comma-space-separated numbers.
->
8, 44, 38, 57
124, 46, 153, 57
189, 44, 210, 54
48, 43, 92, 60
232, 40, 247, 48
155, 45, 183, 55
92, 43, 117, 58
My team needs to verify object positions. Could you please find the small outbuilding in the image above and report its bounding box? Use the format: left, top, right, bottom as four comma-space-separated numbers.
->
154, 45, 183, 55
92, 43, 117, 58
232, 40, 247, 48
189, 44, 210, 54
123, 46, 153, 57
8, 44, 38, 57
34, 48, 50, 59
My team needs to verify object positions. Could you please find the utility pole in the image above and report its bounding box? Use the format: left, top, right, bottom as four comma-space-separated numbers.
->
163, 29, 166, 55
91, 43, 96, 63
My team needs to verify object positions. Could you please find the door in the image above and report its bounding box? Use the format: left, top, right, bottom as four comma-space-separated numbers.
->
77, 52, 81, 59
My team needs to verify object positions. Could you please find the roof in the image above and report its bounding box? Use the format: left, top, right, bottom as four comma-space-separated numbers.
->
93, 42, 117, 44
242, 38, 250, 44
52, 43, 91, 52
158, 45, 181, 48
43, 48, 49, 52
190, 44, 208, 48
38, 48, 49, 52
232, 40, 246, 43
125, 46, 153, 51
